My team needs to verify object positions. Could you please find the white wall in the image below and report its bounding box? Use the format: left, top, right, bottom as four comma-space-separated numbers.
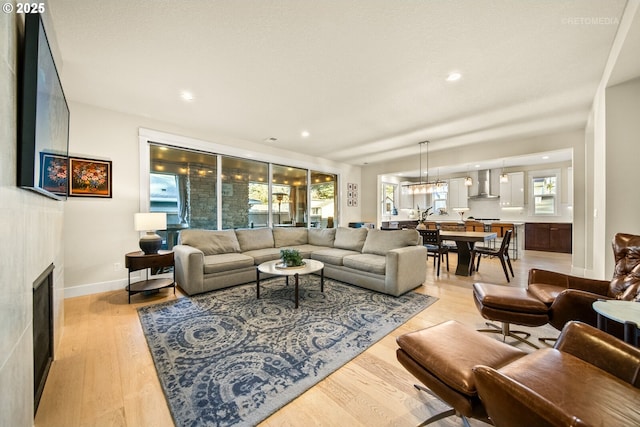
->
64, 102, 361, 295
604, 76, 640, 275
1, 10, 65, 426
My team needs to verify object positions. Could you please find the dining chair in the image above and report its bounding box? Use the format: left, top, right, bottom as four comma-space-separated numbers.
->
474, 229, 514, 282
419, 229, 449, 276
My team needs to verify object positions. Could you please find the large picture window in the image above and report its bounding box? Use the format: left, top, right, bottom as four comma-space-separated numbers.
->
148, 144, 337, 235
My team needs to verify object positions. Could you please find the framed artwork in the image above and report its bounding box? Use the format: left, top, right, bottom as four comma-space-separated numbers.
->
347, 183, 358, 207
39, 152, 68, 197
69, 157, 112, 198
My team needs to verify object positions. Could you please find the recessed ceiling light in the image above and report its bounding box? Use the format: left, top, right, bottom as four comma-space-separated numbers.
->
180, 91, 194, 101
446, 72, 462, 82
475, 164, 480, 168
301, 130, 310, 138
542, 155, 550, 160
263, 137, 278, 143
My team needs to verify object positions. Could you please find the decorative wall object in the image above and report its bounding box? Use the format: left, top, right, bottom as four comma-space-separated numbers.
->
39, 153, 68, 197
347, 183, 358, 207
69, 157, 112, 198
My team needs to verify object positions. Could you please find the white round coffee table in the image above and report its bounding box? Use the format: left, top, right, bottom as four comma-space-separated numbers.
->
256, 259, 324, 308
592, 300, 640, 346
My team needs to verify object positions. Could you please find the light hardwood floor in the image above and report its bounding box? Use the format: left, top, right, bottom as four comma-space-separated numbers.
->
35, 250, 572, 427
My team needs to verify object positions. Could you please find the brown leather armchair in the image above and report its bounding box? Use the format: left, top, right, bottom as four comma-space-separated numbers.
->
473, 321, 640, 427
529, 232, 640, 338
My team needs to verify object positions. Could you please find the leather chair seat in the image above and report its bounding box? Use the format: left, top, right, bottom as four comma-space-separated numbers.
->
396, 320, 525, 423
528, 282, 566, 305
473, 283, 549, 326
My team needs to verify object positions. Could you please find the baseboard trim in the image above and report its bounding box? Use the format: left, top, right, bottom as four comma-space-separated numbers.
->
64, 278, 128, 299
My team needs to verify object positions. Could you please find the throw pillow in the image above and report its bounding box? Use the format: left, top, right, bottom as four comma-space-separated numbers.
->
308, 228, 337, 246
179, 229, 241, 255
333, 227, 368, 252
362, 229, 420, 256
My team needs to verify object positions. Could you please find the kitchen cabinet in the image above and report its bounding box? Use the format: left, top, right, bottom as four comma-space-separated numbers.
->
448, 178, 468, 209
525, 222, 572, 253
500, 172, 524, 207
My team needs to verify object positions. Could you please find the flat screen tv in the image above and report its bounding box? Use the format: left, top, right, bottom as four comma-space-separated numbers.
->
18, 13, 70, 200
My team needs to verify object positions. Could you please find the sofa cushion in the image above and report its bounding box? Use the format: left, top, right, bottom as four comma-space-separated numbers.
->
311, 248, 361, 266
273, 227, 308, 247
203, 253, 255, 274
308, 228, 336, 247
343, 254, 386, 275
362, 229, 420, 256
242, 248, 281, 265
333, 227, 368, 252
179, 229, 241, 255
235, 228, 275, 252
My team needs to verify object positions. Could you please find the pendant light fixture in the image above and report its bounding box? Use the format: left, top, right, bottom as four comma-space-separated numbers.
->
464, 164, 473, 186
500, 160, 509, 183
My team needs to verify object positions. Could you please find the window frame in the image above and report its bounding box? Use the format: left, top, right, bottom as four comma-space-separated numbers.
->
529, 168, 560, 216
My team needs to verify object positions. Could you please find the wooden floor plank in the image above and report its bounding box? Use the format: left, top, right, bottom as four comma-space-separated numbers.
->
35, 250, 571, 427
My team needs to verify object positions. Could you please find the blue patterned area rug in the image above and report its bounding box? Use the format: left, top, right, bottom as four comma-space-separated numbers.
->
138, 276, 436, 427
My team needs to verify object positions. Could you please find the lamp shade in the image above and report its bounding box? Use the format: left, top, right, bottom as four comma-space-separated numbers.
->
134, 213, 166, 254
134, 212, 167, 232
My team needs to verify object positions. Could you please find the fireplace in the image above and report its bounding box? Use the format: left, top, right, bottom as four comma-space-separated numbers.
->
33, 263, 54, 413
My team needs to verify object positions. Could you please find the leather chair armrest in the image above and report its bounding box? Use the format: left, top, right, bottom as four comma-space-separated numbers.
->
473, 365, 586, 427
566, 276, 612, 295
555, 321, 640, 387
547, 289, 607, 330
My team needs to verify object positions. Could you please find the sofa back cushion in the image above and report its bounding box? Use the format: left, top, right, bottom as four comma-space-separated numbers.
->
333, 227, 368, 252
235, 228, 275, 252
362, 229, 420, 256
308, 228, 336, 247
273, 227, 308, 247
178, 229, 241, 255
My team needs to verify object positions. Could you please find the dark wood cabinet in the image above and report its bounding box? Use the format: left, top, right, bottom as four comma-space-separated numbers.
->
525, 223, 572, 253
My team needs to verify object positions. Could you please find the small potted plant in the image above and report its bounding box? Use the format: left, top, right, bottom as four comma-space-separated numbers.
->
280, 249, 304, 267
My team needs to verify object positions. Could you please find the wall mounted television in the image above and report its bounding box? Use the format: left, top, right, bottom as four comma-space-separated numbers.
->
18, 13, 70, 200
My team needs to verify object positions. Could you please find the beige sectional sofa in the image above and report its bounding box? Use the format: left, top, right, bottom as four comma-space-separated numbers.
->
173, 227, 427, 297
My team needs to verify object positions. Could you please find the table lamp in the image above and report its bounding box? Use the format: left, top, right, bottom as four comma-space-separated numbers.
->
134, 212, 167, 254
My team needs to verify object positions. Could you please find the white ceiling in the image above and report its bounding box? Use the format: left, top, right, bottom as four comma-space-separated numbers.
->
47, 0, 633, 169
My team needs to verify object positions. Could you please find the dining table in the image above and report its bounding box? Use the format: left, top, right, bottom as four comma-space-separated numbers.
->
439, 230, 497, 276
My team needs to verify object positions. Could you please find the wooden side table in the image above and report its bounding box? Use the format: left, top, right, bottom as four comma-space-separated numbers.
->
125, 250, 175, 303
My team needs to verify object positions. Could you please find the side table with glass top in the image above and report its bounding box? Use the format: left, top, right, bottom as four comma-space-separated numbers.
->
125, 250, 176, 303
592, 300, 640, 346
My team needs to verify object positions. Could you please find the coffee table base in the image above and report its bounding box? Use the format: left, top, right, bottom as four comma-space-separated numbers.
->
256, 268, 324, 309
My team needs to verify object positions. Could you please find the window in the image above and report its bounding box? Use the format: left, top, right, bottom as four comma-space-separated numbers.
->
272, 164, 307, 226
531, 172, 558, 215
431, 182, 448, 215
382, 183, 397, 216
150, 173, 178, 214
221, 156, 268, 229
311, 171, 337, 228
150, 144, 217, 230
148, 144, 337, 231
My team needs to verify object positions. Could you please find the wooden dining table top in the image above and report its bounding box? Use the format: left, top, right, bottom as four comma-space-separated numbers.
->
439, 230, 497, 242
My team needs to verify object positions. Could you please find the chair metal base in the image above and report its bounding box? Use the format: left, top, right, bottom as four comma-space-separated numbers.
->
538, 336, 558, 347
413, 384, 472, 427
477, 321, 540, 349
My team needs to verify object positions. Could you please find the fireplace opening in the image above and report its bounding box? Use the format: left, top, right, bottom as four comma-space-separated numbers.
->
33, 263, 54, 414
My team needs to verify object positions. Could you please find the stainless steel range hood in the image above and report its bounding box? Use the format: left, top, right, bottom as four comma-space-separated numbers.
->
469, 170, 500, 199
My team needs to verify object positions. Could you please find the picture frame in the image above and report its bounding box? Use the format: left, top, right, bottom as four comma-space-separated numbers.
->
69, 157, 112, 198
347, 182, 358, 207
39, 152, 68, 197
